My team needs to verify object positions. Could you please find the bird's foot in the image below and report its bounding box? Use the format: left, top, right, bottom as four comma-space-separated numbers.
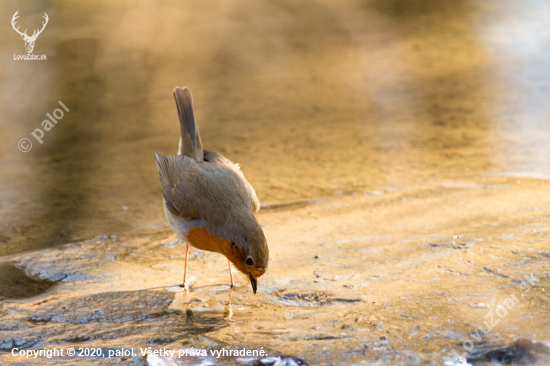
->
223, 303, 233, 320
182, 282, 189, 291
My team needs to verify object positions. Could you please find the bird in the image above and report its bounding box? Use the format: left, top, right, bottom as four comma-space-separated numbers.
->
154, 87, 269, 294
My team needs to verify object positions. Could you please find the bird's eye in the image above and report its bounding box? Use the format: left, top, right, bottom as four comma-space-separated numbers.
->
245, 257, 254, 265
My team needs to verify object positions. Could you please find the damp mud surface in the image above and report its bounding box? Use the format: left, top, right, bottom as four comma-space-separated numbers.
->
3, 177, 550, 365
1, 0, 550, 365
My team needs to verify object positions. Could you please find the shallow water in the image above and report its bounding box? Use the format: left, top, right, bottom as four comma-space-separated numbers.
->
1, 0, 550, 365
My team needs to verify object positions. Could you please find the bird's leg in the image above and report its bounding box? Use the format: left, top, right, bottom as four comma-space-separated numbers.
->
228, 259, 234, 288
183, 244, 189, 291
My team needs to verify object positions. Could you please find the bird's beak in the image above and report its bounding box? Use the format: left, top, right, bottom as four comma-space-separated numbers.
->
249, 274, 257, 294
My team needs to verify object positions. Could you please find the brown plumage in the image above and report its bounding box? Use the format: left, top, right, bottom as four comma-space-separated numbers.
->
154, 87, 268, 293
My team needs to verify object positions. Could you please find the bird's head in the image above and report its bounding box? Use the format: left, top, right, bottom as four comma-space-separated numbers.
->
217, 215, 269, 294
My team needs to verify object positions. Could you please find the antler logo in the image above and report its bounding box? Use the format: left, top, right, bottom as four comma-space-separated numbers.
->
12, 11, 49, 54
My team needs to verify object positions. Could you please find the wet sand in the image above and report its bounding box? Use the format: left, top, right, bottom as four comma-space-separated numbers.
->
2, 175, 550, 364
1, 0, 550, 364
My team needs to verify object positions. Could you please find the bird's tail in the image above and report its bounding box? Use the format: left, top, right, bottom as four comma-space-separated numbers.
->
173, 87, 203, 161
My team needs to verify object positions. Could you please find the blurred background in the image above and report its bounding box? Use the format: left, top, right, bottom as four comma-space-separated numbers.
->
1, 0, 550, 256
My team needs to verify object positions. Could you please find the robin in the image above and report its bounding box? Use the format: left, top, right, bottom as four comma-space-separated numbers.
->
154, 87, 269, 294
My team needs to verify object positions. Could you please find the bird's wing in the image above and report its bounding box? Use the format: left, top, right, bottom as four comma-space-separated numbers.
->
154, 152, 201, 219
155, 151, 256, 225
204, 149, 261, 213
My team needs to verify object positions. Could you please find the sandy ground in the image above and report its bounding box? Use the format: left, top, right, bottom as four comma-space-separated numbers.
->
2, 175, 550, 365
1, 0, 550, 365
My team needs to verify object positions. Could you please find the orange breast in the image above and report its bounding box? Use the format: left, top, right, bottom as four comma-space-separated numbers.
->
185, 226, 245, 273
186, 226, 230, 254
